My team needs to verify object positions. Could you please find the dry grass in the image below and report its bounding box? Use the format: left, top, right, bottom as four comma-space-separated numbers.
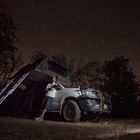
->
0, 117, 140, 140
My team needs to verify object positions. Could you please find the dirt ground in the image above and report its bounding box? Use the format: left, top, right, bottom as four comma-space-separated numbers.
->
0, 116, 140, 140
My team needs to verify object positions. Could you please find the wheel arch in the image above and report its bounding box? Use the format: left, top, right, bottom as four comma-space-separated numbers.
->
60, 97, 80, 115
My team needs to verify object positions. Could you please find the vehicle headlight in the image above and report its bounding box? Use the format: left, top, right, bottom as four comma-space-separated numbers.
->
81, 89, 100, 98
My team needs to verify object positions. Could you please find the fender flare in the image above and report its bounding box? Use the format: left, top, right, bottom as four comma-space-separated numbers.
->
59, 97, 79, 115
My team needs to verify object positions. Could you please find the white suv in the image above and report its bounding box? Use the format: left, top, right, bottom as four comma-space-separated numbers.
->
46, 82, 111, 122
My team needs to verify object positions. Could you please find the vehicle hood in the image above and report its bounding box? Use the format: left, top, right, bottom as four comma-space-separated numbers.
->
61, 87, 82, 96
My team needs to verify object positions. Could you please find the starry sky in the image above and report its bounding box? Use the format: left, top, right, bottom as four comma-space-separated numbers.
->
0, 0, 140, 78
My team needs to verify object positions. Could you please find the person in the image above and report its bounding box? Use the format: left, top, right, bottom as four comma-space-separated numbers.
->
35, 75, 58, 121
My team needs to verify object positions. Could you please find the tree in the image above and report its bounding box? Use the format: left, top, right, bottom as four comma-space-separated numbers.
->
71, 61, 103, 88
52, 53, 77, 77
102, 56, 139, 117
52, 53, 67, 67
102, 56, 139, 97
52, 53, 76, 73
0, 13, 20, 84
51, 53, 103, 88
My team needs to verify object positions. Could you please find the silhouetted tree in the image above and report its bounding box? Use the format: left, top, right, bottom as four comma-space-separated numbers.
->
102, 56, 139, 117
71, 61, 103, 88
52, 53, 77, 77
102, 56, 139, 96
52, 53, 103, 88
0, 13, 21, 84
52, 53, 75, 71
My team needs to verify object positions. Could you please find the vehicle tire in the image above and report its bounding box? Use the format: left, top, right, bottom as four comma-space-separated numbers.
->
62, 100, 81, 122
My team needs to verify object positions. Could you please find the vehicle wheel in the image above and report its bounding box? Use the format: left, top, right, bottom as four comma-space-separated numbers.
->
62, 100, 81, 122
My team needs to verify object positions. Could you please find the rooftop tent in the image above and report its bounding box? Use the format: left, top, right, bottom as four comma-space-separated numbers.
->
12, 57, 46, 78
27, 58, 71, 86
0, 57, 71, 105
12, 56, 71, 85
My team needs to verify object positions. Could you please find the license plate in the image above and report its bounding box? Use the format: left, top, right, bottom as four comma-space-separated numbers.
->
104, 104, 108, 109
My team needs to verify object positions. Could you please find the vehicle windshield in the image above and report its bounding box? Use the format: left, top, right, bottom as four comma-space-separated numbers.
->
57, 82, 73, 88
56, 82, 65, 88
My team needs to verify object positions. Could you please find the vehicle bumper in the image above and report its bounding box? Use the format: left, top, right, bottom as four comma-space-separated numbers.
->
78, 97, 111, 114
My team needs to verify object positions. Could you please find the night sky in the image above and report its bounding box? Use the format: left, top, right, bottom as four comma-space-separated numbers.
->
1, 0, 140, 77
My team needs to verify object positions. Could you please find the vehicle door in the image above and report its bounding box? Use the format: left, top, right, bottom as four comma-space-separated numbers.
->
50, 84, 63, 111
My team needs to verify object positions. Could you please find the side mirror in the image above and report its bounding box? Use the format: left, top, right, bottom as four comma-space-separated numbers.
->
53, 85, 61, 90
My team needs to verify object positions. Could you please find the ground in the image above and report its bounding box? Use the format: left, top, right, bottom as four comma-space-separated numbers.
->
0, 116, 140, 140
